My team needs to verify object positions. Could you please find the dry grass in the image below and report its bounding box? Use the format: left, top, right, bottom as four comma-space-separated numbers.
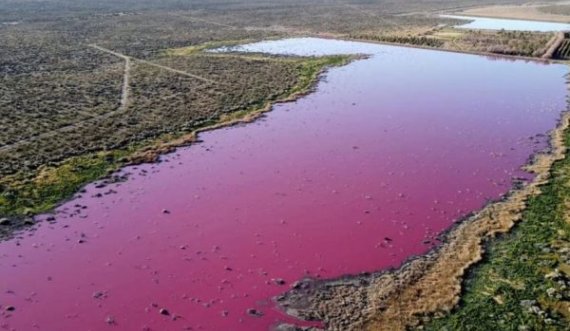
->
459, 4, 570, 23
352, 26, 554, 58
365, 110, 570, 330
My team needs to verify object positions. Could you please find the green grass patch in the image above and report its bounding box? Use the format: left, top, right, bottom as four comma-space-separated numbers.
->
219, 54, 353, 123
423, 132, 570, 330
290, 55, 354, 95
0, 150, 131, 217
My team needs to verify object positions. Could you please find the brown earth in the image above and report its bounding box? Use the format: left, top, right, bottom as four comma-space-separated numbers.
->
459, 3, 570, 23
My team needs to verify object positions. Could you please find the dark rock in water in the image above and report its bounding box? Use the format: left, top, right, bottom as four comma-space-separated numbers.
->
0, 218, 11, 226
246, 308, 263, 317
23, 218, 35, 225
105, 315, 116, 325
92, 291, 106, 299
291, 279, 312, 290
159, 308, 170, 316
276, 324, 319, 331
162, 209, 170, 214
5, 305, 15, 312
272, 278, 286, 285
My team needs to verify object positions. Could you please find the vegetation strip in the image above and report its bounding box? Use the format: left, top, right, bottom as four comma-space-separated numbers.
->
423, 126, 570, 330
275, 87, 570, 330
0, 51, 354, 241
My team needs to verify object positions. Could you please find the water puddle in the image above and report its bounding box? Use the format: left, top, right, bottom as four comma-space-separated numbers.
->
441, 14, 570, 32
0, 38, 567, 330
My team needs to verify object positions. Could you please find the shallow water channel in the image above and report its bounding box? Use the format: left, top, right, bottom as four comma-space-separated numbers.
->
0, 38, 568, 330
441, 14, 570, 32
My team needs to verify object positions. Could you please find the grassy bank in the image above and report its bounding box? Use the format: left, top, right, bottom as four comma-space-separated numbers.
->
0, 150, 129, 217
422, 131, 570, 330
0, 52, 353, 239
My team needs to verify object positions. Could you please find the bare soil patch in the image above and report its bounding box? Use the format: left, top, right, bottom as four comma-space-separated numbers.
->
460, 3, 570, 23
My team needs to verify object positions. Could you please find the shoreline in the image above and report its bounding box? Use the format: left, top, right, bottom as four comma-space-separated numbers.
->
332, 34, 566, 64
448, 12, 570, 24
2, 36, 568, 329
446, 5, 570, 24
0, 53, 356, 242
126, 55, 360, 166
275, 87, 570, 330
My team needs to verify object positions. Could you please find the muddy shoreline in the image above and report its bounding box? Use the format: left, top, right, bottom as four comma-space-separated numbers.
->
274, 106, 570, 330
0, 54, 357, 243
126, 55, 361, 166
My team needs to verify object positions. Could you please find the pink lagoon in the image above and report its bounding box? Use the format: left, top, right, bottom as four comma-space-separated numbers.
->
0, 38, 568, 331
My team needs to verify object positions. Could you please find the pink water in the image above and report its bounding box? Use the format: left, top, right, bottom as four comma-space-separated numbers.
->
1, 38, 568, 331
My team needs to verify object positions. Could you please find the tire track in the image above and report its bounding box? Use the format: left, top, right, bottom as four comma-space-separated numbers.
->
88, 44, 131, 110
0, 45, 218, 153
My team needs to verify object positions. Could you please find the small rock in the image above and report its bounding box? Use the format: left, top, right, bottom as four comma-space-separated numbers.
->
105, 315, 116, 325
291, 279, 311, 290
159, 308, 170, 316
545, 269, 562, 280
246, 308, 263, 317
0, 218, 11, 226
520, 300, 536, 308
5, 306, 15, 312
546, 287, 561, 299
162, 209, 170, 214
545, 318, 555, 325
93, 291, 106, 299
272, 278, 286, 286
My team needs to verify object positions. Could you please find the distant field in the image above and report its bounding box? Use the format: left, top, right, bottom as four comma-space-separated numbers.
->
541, 4, 570, 17
460, 3, 570, 23
2, 0, 547, 179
